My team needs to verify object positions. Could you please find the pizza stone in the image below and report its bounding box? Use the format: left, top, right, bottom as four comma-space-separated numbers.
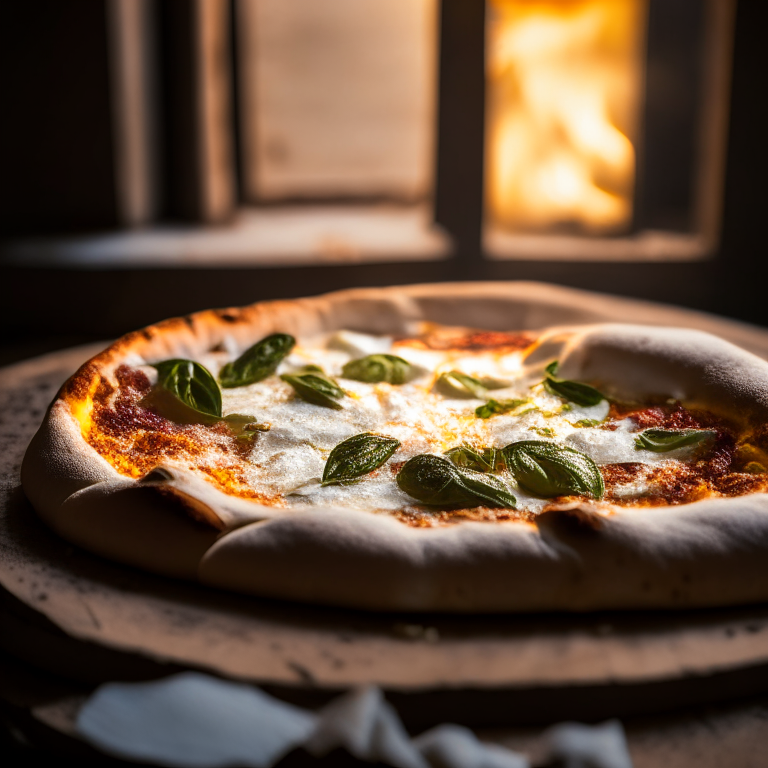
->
21, 282, 768, 612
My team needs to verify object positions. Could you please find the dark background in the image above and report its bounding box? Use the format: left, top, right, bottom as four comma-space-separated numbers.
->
0, 0, 766, 367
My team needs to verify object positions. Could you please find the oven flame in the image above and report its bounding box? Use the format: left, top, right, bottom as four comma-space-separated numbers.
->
486, 0, 646, 234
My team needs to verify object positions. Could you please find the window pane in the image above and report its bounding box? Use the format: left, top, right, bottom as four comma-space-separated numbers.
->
485, 0, 646, 235
237, 0, 437, 202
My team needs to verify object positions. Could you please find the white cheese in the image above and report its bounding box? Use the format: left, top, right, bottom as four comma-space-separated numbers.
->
211, 331, 692, 516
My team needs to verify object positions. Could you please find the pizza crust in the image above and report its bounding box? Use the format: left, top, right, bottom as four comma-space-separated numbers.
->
21, 282, 768, 612
198, 497, 768, 611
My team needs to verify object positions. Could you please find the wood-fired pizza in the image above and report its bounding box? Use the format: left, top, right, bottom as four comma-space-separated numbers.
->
21, 283, 768, 612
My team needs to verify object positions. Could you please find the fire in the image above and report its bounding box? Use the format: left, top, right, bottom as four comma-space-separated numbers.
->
486, 0, 646, 234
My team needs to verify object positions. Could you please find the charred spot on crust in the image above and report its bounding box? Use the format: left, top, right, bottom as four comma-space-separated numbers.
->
217, 311, 240, 323
397, 330, 535, 352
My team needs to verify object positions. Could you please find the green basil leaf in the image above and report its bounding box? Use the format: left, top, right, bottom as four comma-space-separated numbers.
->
477, 376, 513, 390
322, 433, 401, 486
219, 333, 295, 388
152, 359, 222, 418
543, 360, 605, 407
574, 418, 602, 427
634, 428, 717, 452
475, 398, 531, 419
341, 354, 411, 385
444, 445, 496, 473
281, 372, 346, 409
501, 440, 604, 499
436, 371, 488, 399
397, 455, 516, 509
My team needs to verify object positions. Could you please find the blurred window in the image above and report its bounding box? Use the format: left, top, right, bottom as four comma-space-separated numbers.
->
236, 0, 437, 203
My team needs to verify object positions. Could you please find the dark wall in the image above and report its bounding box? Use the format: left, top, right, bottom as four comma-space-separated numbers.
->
0, 2, 119, 233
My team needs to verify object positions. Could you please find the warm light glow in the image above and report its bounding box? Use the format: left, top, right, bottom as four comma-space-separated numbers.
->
486, 0, 646, 234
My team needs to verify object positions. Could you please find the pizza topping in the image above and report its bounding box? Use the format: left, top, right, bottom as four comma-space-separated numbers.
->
634, 428, 717, 452
609, 402, 705, 430
222, 413, 271, 443
70, 329, 768, 524
219, 333, 296, 388
396, 454, 517, 509
322, 433, 401, 486
543, 361, 606, 407
444, 445, 498, 473
501, 440, 605, 499
280, 369, 346, 410
435, 371, 489, 399
150, 359, 222, 421
341, 354, 412, 385
475, 398, 532, 419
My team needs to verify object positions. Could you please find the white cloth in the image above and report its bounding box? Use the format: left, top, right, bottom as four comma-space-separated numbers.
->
542, 720, 633, 768
76, 672, 316, 767
75, 672, 632, 768
306, 686, 428, 768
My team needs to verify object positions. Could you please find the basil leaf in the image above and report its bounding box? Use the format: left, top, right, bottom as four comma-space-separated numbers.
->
342, 354, 411, 385
444, 445, 496, 473
543, 360, 605, 407
281, 372, 346, 409
634, 428, 717, 452
219, 333, 295, 388
397, 455, 516, 509
152, 359, 222, 418
477, 376, 513, 390
574, 418, 602, 427
322, 433, 401, 486
436, 371, 488, 399
501, 440, 604, 499
475, 398, 531, 419
458, 468, 518, 508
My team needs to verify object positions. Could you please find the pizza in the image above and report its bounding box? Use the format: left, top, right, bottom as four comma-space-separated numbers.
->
21, 283, 768, 612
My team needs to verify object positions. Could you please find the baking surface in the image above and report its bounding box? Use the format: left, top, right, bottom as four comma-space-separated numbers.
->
4, 285, 768, 718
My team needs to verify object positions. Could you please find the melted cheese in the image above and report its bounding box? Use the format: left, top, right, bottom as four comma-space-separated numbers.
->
79, 330, 745, 522
212, 333, 687, 516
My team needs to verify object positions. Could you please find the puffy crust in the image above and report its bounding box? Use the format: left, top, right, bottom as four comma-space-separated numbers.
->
554, 324, 768, 422
198, 498, 768, 611
20, 282, 768, 611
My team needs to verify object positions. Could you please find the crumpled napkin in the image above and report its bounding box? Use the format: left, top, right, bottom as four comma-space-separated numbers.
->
76, 672, 316, 767
76, 672, 632, 768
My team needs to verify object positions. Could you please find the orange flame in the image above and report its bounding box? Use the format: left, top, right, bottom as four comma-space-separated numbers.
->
486, 0, 646, 234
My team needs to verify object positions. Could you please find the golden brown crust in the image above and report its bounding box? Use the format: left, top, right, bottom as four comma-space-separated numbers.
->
21, 282, 768, 611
